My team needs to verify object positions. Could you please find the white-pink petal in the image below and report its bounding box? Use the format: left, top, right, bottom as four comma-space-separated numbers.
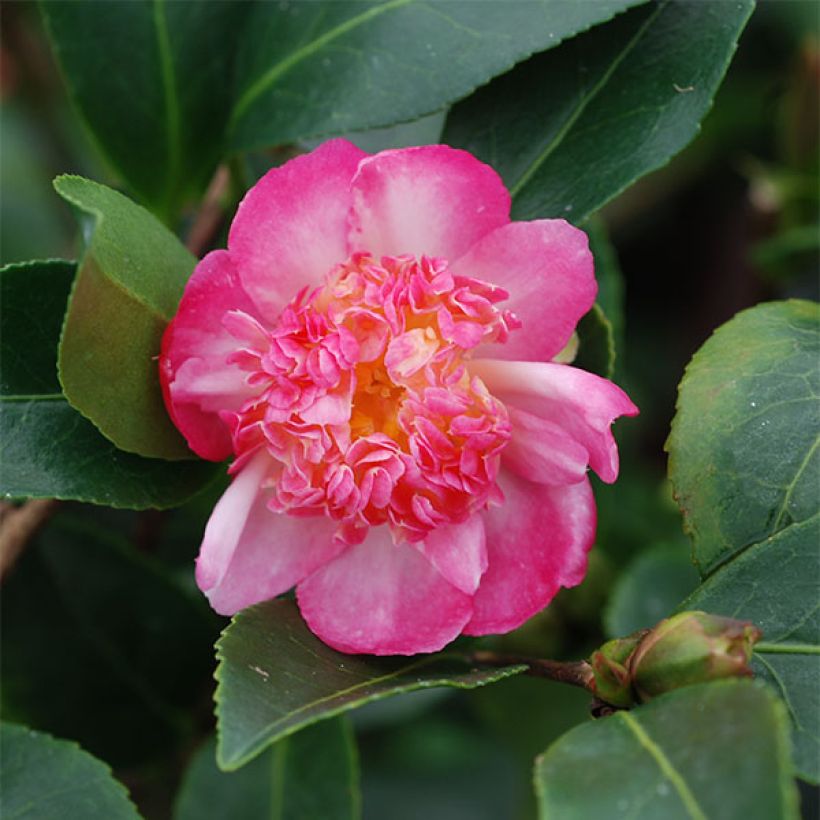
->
297, 526, 473, 655
229, 139, 368, 323
452, 220, 596, 363
470, 359, 638, 483
160, 250, 262, 461
349, 145, 510, 261
196, 453, 343, 616
503, 406, 590, 485
465, 470, 596, 636
415, 515, 488, 595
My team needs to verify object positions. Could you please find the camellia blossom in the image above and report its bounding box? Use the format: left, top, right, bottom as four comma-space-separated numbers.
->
160, 140, 637, 655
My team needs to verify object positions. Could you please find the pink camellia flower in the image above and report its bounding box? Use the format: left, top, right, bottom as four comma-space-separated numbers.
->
160, 140, 637, 655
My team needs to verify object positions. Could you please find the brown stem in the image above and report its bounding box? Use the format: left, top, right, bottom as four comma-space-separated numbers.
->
471, 650, 595, 692
185, 165, 231, 257
0, 499, 58, 581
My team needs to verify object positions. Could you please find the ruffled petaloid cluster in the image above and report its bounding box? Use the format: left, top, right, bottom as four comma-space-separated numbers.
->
160, 141, 637, 655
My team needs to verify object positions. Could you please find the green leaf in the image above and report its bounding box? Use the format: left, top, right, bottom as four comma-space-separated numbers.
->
175, 721, 360, 820
0, 723, 141, 820
1, 512, 219, 768
215, 599, 526, 770
567, 219, 626, 379
443, 0, 755, 223
574, 304, 616, 380
667, 300, 819, 574
41, 1, 250, 219
228, 0, 646, 151
680, 516, 820, 784
534, 680, 799, 820
604, 542, 699, 638
667, 300, 820, 783
54, 175, 196, 460
0, 259, 219, 508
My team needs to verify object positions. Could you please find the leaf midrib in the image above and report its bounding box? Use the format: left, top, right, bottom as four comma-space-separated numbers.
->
230, 0, 415, 128
618, 711, 708, 820
218, 648, 523, 767
508, 0, 665, 199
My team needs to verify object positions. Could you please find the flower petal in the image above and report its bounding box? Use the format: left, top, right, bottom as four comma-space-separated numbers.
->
160, 250, 261, 460
470, 360, 638, 483
229, 139, 368, 322
503, 407, 590, 485
415, 515, 487, 594
465, 470, 596, 636
349, 145, 510, 260
451, 219, 596, 362
196, 453, 342, 616
297, 527, 473, 655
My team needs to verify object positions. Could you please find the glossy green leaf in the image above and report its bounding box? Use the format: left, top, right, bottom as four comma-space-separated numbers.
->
0, 723, 141, 820
175, 721, 360, 820
574, 304, 615, 380
667, 300, 820, 783
54, 175, 195, 460
604, 542, 699, 638
0, 259, 219, 508
41, 1, 250, 219
568, 220, 624, 379
1, 512, 219, 767
667, 300, 819, 574
680, 516, 820, 784
535, 680, 799, 820
215, 599, 525, 770
228, 0, 646, 151
443, 0, 754, 222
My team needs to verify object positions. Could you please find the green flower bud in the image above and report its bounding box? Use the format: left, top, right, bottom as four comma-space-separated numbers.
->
629, 611, 762, 703
589, 630, 647, 708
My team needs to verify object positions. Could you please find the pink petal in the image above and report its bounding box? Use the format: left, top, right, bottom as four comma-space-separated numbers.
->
503, 407, 589, 486
470, 360, 638, 483
451, 220, 596, 362
415, 515, 487, 595
160, 250, 261, 461
229, 139, 368, 323
297, 527, 473, 655
465, 470, 596, 636
196, 453, 343, 616
349, 145, 510, 260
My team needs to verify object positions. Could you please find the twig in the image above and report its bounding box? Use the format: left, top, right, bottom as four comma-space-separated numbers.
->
0, 499, 58, 581
471, 650, 595, 692
185, 164, 231, 257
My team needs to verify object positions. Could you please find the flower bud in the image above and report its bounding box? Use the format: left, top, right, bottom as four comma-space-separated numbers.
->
589, 630, 647, 708
629, 611, 762, 703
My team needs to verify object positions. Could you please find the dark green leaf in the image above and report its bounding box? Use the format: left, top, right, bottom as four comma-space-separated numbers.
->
54, 175, 195, 460
587, 217, 626, 367
443, 0, 754, 222
0, 259, 219, 508
667, 300, 820, 782
175, 721, 360, 820
0, 723, 141, 820
667, 300, 819, 574
229, 0, 646, 151
1, 512, 218, 767
215, 599, 525, 770
41, 1, 250, 219
681, 516, 820, 784
604, 542, 699, 638
535, 680, 799, 820
574, 304, 616, 380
